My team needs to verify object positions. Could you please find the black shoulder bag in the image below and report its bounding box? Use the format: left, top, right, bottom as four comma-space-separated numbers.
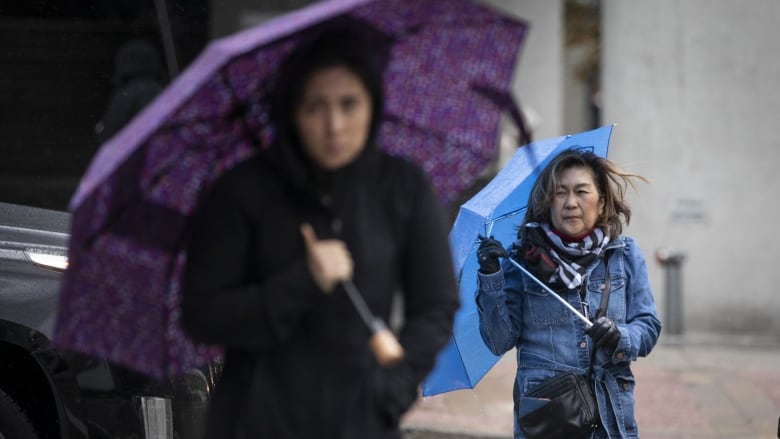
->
519, 254, 613, 439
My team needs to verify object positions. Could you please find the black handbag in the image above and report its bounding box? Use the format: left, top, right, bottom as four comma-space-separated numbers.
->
519, 372, 598, 439
519, 255, 613, 439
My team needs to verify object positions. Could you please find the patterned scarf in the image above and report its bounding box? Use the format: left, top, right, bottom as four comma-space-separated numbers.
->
517, 222, 610, 291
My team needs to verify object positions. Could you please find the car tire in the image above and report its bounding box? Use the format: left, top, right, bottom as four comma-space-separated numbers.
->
0, 388, 38, 439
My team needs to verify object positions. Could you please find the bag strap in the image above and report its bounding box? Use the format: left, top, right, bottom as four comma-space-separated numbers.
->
596, 253, 613, 319
587, 250, 613, 376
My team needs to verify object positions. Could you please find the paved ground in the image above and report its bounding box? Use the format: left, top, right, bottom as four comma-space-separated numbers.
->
402, 335, 780, 439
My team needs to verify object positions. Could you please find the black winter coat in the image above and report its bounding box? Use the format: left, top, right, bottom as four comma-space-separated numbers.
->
181, 143, 459, 439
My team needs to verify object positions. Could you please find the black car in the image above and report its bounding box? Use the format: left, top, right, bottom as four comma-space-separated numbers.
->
0, 201, 219, 439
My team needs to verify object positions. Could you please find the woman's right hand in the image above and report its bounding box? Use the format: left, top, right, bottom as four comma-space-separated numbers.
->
300, 223, 353, 293
477, 235, 509, 274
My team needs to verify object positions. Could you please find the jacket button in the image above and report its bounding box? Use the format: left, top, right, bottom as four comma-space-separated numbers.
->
599, 283, 605, 290
580, 341, 587, 348
622, 383, 629, 390
616, 352, 624, 360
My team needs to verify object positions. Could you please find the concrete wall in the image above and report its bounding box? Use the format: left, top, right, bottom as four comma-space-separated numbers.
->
601, 1, 780, 339
210, 0, 311, 37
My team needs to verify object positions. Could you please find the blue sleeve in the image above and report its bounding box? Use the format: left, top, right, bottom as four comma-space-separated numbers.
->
475, 256, 524, 355
611, 237, 662, 363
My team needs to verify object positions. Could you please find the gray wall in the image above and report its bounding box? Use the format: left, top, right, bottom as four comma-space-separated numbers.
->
601, 0, 780, 340
210, 0, 311, 37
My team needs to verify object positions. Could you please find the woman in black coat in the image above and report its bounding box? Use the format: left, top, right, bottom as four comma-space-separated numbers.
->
181, 29, 459, 439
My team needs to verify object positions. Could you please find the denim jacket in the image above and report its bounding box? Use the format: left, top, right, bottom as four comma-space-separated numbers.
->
476, 236, 662, 439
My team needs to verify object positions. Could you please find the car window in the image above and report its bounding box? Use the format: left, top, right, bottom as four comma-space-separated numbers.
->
1, 1, 208, 211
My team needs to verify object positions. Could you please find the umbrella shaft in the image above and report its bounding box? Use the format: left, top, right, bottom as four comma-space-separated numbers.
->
342, 280, 377, 330
153, 0, 179, 77
507, 258, 592, 327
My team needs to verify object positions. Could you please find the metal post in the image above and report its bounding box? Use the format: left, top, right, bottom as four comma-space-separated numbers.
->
655, 248, 686, 335
154, 0, 179, 78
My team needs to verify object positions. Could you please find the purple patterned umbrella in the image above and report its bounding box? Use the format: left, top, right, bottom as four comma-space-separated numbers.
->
53, 0, 528, 379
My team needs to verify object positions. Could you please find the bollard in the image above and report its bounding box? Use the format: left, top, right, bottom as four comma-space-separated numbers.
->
655, 248, 686, 335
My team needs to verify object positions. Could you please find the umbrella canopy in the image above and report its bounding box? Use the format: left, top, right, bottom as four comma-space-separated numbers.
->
53, 0, 528, 379
421, 125, 614, 397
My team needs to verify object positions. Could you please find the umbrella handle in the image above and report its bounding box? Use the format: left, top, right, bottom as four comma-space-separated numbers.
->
342, 281, 405, 366
506, 258, 593, 328
369, 318, 405, 367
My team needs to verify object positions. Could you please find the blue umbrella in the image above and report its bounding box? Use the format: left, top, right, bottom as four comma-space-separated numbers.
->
421, 125, 614, 396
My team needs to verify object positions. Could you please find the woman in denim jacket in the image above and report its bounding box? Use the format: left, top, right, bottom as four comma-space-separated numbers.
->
476, 149, 662, 439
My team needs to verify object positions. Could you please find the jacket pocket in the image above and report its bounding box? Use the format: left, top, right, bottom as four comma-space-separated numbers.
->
522, 374, 554, 394
587, 276, 626, 321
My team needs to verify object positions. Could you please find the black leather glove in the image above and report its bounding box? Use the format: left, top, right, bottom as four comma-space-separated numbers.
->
586, 316, 621, 352
477, 235, 509, 274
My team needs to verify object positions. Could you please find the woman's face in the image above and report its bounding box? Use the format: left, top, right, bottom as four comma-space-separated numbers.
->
550, 165, 604, 238
295, 65, 372, 171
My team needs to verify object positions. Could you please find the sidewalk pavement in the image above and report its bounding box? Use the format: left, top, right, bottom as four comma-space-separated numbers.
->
402, 335, 780, 439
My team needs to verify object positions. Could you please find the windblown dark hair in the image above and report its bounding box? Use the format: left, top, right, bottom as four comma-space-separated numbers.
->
522, 149, 648, 238
268, 20, 388, 153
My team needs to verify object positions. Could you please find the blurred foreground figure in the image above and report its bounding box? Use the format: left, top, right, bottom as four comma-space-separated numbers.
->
181, 27, 459, 439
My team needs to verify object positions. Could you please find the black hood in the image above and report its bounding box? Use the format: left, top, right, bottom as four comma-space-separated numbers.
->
260, 20, 390, 197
